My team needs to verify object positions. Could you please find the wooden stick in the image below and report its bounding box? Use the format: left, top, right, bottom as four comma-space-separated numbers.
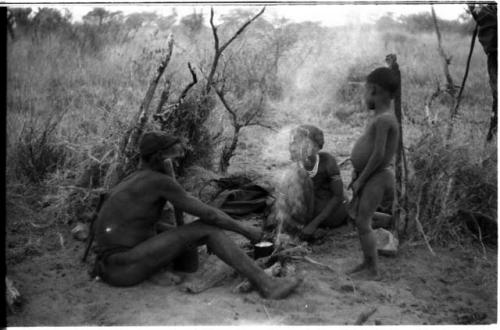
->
109, 34, 174, 188
415, 188, 436, 257
355, 307, 378, 325
300, 256, 338, 274
385, 54, 407, 238
447, 24, 479, 139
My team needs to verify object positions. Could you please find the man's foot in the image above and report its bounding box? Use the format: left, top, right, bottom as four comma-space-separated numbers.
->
259, 277, 303, 299
149, 271, 184, 286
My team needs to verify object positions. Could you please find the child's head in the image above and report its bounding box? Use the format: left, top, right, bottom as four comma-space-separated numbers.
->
289, 125, 324, 162
364, 67, 398, 110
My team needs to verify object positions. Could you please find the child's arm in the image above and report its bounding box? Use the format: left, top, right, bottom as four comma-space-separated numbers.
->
302, 175, 344, 236
351, 116, 391, 194
301, 155, 344, 237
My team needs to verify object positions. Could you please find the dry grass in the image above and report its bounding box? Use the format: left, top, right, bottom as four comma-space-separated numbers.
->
6, 15, 496, 251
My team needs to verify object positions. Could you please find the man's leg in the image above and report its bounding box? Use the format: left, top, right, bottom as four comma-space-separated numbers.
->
100, 221, 301, 298
347, 170, 392, 278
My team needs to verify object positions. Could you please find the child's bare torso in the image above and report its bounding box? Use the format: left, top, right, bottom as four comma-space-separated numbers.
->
350, 112, 399, 173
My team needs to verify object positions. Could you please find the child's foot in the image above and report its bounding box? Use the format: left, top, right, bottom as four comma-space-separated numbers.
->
347, 262, 380, 281
347, 261, 370, 275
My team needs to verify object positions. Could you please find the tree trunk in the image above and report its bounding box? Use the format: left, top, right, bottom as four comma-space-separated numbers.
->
219, 125, 241, 173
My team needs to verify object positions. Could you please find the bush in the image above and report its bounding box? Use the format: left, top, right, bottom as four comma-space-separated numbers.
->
13, 114, 69, 183
407, 130, 497, 246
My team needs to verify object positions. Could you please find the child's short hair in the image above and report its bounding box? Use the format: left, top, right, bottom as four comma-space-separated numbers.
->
291, 125, 324, 149
366, 67, 399, 95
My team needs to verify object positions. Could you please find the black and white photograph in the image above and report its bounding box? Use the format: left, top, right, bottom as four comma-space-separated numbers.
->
5, 0, 498, 326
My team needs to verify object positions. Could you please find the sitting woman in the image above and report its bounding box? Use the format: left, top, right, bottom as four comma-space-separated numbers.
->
271, 125, 349, 240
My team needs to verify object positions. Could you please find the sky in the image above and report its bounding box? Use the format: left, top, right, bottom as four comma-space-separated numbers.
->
8, 1, 470, 26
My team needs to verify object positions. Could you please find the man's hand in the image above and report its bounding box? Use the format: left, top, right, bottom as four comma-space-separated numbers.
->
245, 226, 263, 243
301, 224, 315, 237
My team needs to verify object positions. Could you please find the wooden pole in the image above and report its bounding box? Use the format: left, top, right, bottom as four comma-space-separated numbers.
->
385, 54, 408, 238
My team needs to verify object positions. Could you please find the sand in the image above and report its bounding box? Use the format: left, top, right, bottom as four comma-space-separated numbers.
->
6, 219, 497, 326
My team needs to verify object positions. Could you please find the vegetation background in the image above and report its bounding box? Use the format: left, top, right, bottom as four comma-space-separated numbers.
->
5, 4, 497, 325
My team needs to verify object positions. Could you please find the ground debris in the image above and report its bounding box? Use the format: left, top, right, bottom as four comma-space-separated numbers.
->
457, 312, 487, 324
6, 276, 23, 314
71, 222, 89, 242
354, 307, 378, 325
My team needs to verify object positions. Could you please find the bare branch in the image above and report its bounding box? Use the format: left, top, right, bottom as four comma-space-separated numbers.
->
120, 33, 174, 156
210, 8, 219, 55
219, 7, 266, 54
206, 7, 265, 94
155, 78, 172, 116
213, 86, 238, 128
177, 62, 198, 103
431, 6, 455, 93
450, 24, 478, 120
243, 91, 266, 126
245, 122, 277, 132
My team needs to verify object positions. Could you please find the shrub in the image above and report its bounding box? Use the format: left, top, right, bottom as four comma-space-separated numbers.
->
407, 130, 497, 246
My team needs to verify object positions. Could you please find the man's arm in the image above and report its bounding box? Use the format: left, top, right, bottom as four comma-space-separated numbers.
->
353, 116, 391, 192
158, 176, 261, 241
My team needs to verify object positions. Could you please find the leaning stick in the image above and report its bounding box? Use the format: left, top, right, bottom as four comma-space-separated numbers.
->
415, 188, 436, 257
299, 256, 338, 274
449, 24, 479, 123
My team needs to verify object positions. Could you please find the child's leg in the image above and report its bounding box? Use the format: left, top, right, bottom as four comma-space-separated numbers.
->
348, 170, 393, 277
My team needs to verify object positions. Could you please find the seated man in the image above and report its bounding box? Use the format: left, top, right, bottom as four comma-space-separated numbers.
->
92, 131, 301, 299
273, 125, 349, 240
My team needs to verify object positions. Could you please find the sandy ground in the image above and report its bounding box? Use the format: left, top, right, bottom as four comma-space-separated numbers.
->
6, 217, 497, 326
6, 128, 497, 326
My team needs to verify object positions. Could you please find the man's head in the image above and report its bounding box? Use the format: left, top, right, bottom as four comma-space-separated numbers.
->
364, 67, 398, 110
289, 125, 324, 163
139, 131, 184, 167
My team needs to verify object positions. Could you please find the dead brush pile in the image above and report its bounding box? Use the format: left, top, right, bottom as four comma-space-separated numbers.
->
407, 131, 497, 247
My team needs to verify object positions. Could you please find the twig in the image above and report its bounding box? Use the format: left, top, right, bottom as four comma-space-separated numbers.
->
245, 122, 277, 132
415, 188, 436, 256
355, 307, 378, 325
178, 62, 198, 103
471, 213, 488, 259
29, 221, 52, 229
262, 304, 271, 320
300, 256, 338, 274
58, 232, 65, 249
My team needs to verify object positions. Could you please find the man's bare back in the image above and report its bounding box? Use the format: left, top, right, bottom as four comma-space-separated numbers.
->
95, 170, 176, 251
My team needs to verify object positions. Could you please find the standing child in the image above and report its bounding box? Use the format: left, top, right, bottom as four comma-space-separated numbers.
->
348, 67, 399, 279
